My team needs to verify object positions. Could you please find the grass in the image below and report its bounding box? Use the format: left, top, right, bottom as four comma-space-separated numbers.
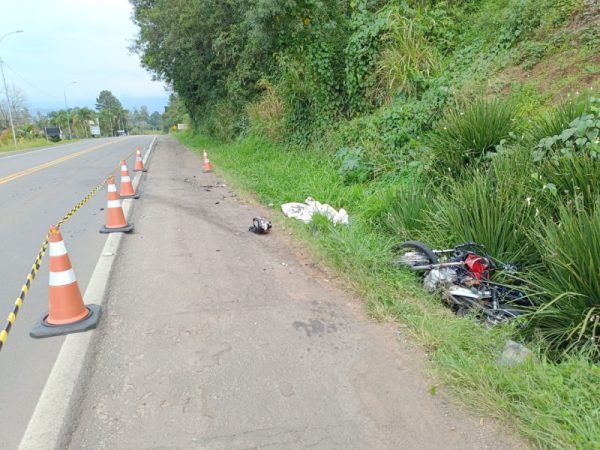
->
427, 171, 538, 266
177, 131, 600, 449
429, 99, 516, 176
526, 97, 590, 145
526, 201, 600, 361
0, 138, 80, 153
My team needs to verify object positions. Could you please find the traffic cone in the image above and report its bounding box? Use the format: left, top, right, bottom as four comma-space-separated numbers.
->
30, 226, 101, 338
100, 176, 134, 233
119, 159, 140, 199
133, 147, 147, 172
203, 150, 213, 173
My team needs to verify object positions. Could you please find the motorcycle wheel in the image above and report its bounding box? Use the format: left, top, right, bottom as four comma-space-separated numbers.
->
393, 240, 439, 269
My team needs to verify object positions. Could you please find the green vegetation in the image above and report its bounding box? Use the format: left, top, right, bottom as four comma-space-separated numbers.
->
132, 0, 600, 446
0, 135, 77, 153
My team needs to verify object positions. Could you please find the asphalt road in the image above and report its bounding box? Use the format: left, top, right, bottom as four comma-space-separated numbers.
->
0, 136, 155, 449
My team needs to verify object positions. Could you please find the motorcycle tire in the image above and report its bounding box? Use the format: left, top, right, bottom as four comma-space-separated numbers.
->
397, 240, 439, 265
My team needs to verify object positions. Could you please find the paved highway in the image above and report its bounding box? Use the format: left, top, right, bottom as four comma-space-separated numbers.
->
0, 136, 155, 448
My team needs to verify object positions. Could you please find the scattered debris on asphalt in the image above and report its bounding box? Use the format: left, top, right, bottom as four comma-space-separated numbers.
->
281, 197, 349, 225
249, 216, 272, 234
183, 178, 228, 192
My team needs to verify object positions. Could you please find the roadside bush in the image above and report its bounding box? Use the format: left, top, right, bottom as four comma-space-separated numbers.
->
203, 100, 247, 141
246, 81, 286, 142
429, 99, 516, 176
335, 146, 373, 184
535, 99, 599, 155
0, 129, 12, 146
525, 199, 600, 361
335, 88, 447, 169
372, 8, 440, 103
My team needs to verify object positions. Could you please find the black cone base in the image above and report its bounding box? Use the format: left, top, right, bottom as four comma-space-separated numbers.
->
120, 192, 140, 199
99, 223, 134, 234
30, 304, 102, 339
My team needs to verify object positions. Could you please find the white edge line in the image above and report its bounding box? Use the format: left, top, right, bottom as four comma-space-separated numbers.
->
18, 136, 158, 450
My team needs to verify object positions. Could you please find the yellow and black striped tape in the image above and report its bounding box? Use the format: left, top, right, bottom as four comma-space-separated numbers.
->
0, 151, 138, 352
0, 239, 48, 350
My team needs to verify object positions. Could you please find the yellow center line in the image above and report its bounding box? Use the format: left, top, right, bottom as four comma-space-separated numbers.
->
0, 141, 117, 186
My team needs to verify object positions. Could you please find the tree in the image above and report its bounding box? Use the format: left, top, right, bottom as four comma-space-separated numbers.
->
71, 107, 96, 138
161, 93, 188, 132
0, 85, 30, 129
130, 0, 353, 136
127, 105, 153, 133
48, 109, 69, 130
33, 111, 50, 129
95, 90, 127, 136
149, 111, 162, 130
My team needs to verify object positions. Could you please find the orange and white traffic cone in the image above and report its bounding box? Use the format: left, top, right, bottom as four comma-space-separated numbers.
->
203, 150, 213, 173
133, 147, 147, 172
30, 226, 101, 338
100, 176, 134, 233
119, 159, 140, 199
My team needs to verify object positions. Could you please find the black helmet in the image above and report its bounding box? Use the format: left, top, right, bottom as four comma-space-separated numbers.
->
249, 217, 272, 234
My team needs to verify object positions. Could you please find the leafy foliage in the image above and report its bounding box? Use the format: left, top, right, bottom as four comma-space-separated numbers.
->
534, 97, 600, 158
335, 146, 372, 184
526, 98, 590, 144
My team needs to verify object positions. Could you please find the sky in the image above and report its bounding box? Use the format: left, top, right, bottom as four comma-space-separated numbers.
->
0, 0, 169, 114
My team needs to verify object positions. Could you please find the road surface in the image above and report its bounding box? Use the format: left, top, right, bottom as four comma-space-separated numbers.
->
0, 136, 155, 449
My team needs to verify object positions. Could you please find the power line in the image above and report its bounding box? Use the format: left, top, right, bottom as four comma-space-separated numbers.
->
2, 60, 61, 101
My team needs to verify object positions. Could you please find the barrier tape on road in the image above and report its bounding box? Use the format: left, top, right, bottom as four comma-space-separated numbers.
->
0, 239, 48, 350
0, 149, 139, 352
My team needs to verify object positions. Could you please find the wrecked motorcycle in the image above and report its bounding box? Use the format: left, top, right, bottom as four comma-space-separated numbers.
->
393, 241, 532, 326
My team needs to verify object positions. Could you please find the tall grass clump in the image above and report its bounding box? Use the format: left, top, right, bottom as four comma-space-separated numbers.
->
383, 181, 433, 239
532, 96, 600, 214
373, 8, 440, 102
429, 99, 516, 176
526, 97, 590, 144
541, 154, 600, 213
525, 200, 600, 361
426, 172, 538, 266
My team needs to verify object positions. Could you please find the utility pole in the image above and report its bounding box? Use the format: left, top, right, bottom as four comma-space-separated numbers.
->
63, 81, 77, 139
0, 30, 23, 148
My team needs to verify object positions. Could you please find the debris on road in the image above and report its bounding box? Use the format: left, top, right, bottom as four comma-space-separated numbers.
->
249, 216, 272, 234
281, 197, 349, 225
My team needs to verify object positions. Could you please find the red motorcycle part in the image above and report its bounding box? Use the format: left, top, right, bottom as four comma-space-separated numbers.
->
464, 254, 490, 282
